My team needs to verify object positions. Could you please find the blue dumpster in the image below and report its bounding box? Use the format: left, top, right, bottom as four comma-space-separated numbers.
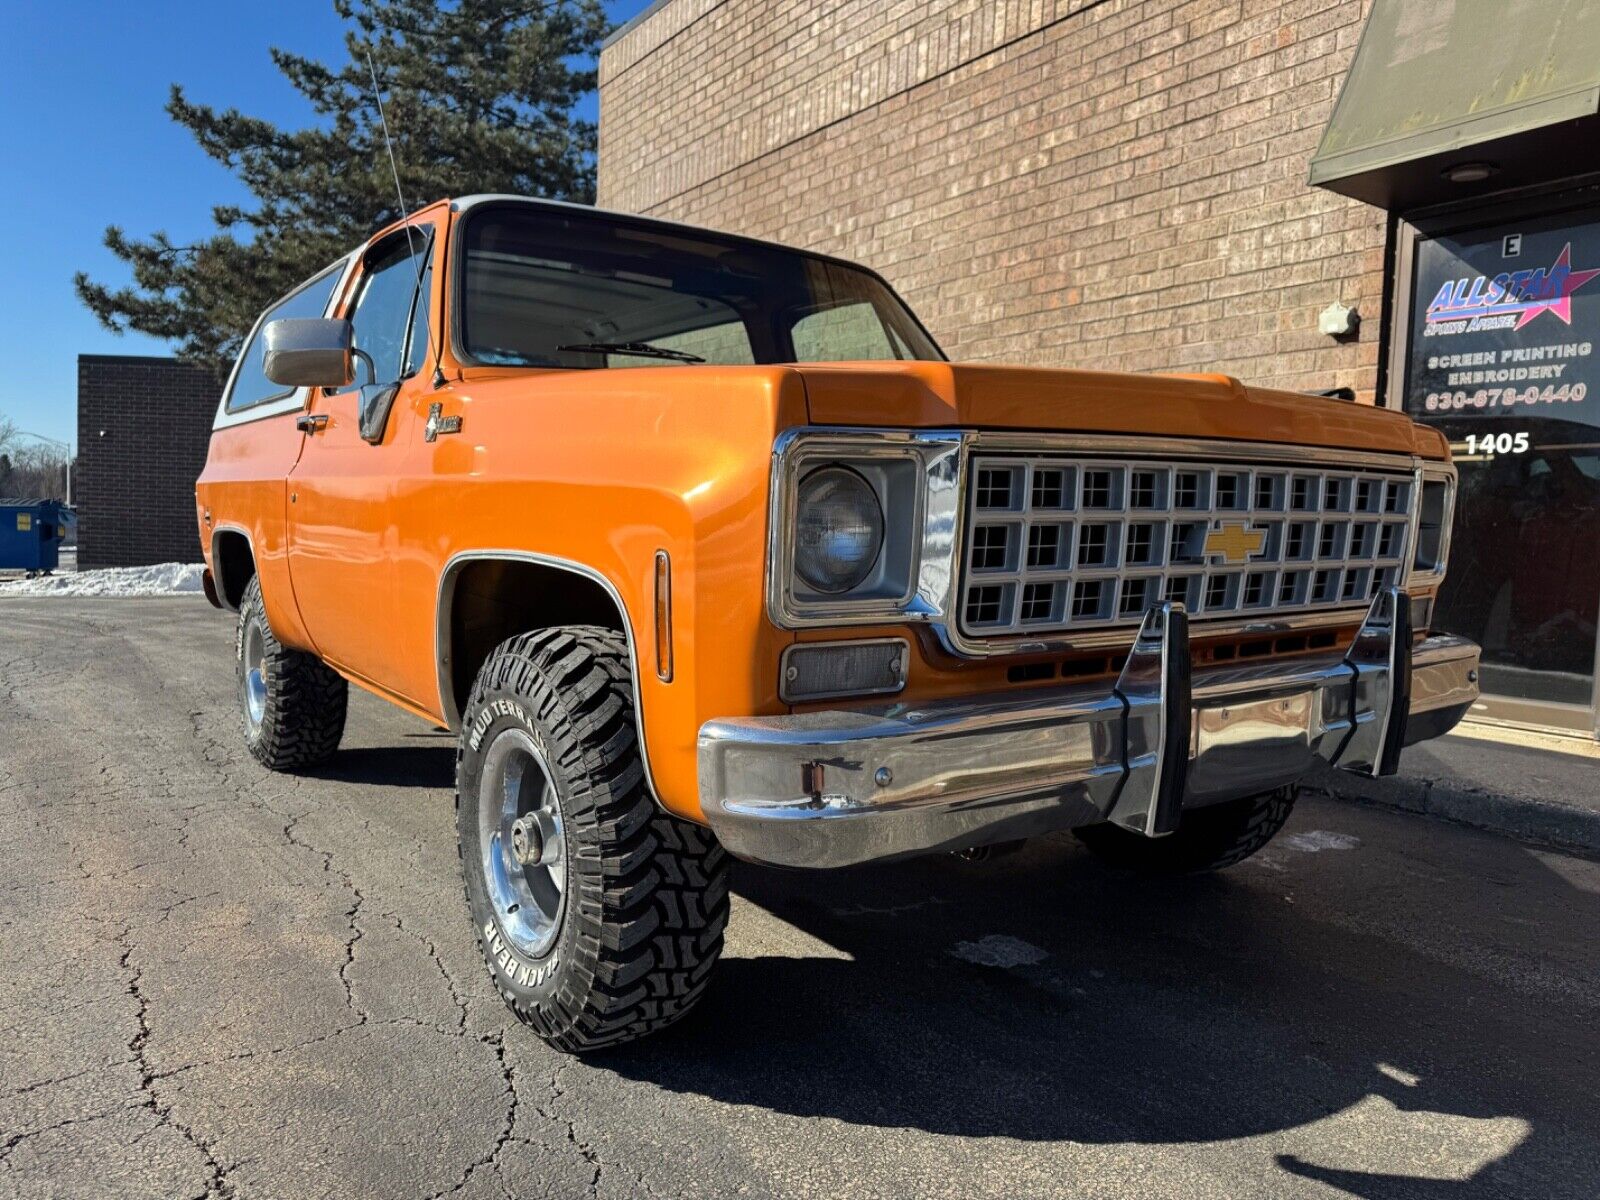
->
0, 500, 71, 575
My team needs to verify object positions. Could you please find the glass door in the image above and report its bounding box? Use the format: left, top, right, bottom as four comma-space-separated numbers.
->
1393, 196, 1600, 735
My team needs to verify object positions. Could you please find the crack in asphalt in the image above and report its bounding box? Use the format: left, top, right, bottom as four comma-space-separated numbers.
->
119, 662, 561, 1198
547, 1059, 604, 1197
423, 1030, 521, 1200
4, 1063, 130, 1100
384, 909, 472, 1033
281, 807, 372, 1029
0, 1109, 124, 1170
119, 926, 238, 1200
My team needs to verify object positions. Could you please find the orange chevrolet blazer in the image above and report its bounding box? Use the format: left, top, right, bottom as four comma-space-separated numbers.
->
196, 195, 1479, 1051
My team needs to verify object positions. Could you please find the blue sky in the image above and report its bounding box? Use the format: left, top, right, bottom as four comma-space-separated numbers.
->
0, 0, 648, 450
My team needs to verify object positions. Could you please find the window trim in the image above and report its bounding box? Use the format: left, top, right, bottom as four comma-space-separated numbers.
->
402, 236, 436, 380
447, 198, 947, 371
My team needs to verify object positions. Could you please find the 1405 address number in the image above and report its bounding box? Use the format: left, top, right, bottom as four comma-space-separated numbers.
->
1463, 431, 1531, 456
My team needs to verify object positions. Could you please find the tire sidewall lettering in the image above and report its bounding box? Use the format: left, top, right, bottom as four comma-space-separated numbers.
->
460, 692, 568, 999
481, 918, 561, 990
467, 697, 530, 754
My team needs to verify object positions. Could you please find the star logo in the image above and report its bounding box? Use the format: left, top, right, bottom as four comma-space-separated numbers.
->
1204, 521, 1265, 566
1511, 243, 1600, 329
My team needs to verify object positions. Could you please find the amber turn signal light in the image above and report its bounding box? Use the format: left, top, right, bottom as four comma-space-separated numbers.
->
654, 550, 673, 683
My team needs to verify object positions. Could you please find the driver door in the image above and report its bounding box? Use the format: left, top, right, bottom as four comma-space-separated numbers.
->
286, 223, 437, 700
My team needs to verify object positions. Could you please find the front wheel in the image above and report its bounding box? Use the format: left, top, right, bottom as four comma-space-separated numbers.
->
1074, 785, 1297, 874
456, 626, 729, 1053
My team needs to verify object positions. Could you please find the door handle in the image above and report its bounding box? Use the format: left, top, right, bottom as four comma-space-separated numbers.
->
296, 413, 330, 434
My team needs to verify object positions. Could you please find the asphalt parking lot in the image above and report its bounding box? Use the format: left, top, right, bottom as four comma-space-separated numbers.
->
2, 598, 1598, 1199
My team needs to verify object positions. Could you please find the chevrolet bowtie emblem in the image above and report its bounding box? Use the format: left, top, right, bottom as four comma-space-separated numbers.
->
1204, 521, 1266, 565
424, 403, 462, 442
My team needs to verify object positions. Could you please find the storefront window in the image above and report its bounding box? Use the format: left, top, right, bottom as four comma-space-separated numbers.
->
1403, 207, 1600, 714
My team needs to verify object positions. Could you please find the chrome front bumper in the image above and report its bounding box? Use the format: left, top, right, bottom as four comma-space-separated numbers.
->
699, 591, 1479, 869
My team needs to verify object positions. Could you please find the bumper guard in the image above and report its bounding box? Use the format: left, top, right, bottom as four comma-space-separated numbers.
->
698, 589, 1479, 868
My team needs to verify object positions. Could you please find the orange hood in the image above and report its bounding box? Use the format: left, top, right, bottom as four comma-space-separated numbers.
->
795, 362, 1449, 460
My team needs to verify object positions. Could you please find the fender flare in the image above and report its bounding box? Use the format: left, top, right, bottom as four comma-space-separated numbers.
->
434, 549, 665, 808
208, 524, 257, 611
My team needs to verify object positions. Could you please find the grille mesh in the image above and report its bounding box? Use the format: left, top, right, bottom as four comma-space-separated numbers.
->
959, 455, 1414, 638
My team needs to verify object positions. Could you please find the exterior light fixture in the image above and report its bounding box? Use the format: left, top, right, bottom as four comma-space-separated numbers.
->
1442, 161, 1497, 184
1318, 301, 1360, 339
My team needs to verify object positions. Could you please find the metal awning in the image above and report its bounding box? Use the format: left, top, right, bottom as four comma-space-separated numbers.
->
1310, 0, 1600, 211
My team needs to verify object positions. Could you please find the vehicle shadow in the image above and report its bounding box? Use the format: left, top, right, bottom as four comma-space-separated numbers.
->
588, 836, 1595, 1195
306, 741, 456, 789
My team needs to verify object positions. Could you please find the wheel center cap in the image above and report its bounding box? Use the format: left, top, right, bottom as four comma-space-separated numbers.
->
509, 816, 544, 867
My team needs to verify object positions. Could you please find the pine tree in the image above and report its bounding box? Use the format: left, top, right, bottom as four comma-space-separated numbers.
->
75, 0, 609, 372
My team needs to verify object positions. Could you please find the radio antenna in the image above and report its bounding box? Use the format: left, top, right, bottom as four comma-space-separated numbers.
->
366, 48, 415, 252
365, 48, 446, 387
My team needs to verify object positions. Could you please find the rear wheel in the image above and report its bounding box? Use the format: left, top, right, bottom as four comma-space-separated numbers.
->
236, 575, 347, 770
1074, 786, 1296, 874
456, 625, 729, 1053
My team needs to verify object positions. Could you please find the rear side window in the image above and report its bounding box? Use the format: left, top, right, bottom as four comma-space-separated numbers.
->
792, 301, 899, 362
224, 262, 347, 413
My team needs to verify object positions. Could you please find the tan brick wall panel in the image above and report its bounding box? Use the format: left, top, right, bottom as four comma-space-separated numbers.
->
599, 0, 1386, 400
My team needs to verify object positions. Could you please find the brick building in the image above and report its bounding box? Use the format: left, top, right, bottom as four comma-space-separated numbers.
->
599, 0, 1386, 400
600, 0, 1600, 737
76, 355, 220, 569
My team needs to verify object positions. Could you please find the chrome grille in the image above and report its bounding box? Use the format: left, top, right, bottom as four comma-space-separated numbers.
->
959, 454, 1415, 638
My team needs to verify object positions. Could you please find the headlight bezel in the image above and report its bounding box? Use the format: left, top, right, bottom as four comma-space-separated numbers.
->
766, 429, 963, 628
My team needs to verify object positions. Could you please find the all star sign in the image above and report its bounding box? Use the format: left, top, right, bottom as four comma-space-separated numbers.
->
1422, 243, 1600, 335
1405, 215, 1600, 428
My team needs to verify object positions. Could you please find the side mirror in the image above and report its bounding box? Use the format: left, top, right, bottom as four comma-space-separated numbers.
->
262, 318, 356, 389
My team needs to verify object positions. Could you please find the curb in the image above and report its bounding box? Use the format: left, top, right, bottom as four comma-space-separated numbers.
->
1304, 762, 1600, 855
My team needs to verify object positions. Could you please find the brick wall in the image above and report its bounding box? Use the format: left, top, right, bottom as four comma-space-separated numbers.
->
76, 356, 221, 569
599, 0, 1388, 400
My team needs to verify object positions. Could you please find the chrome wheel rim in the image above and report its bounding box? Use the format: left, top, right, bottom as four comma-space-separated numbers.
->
242, 620, 267, 731
478, 728, 566, 958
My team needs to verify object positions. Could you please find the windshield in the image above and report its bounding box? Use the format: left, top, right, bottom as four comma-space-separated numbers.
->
457, 205, 944, 369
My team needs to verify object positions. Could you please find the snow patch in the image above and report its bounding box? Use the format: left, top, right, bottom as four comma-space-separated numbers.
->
0, 563, 205, 598
1283, 829, 1361, 853
949, 934, 1049, 969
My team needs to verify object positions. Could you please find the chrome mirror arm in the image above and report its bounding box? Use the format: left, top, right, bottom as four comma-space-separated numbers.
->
351, 347, 377, 389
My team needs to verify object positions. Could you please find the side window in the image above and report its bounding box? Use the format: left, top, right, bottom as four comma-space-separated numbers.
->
224, 262, 345, 412
791, 301, 898, 362
346, 235, 431, 388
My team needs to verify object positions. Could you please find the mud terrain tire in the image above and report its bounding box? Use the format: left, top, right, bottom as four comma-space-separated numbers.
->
1074, 785, 1297, 874
456, 625, 729, 1052
237, 575, 347, 770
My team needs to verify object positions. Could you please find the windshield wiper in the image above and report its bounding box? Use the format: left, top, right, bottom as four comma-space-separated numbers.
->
556, 340, 705, 363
